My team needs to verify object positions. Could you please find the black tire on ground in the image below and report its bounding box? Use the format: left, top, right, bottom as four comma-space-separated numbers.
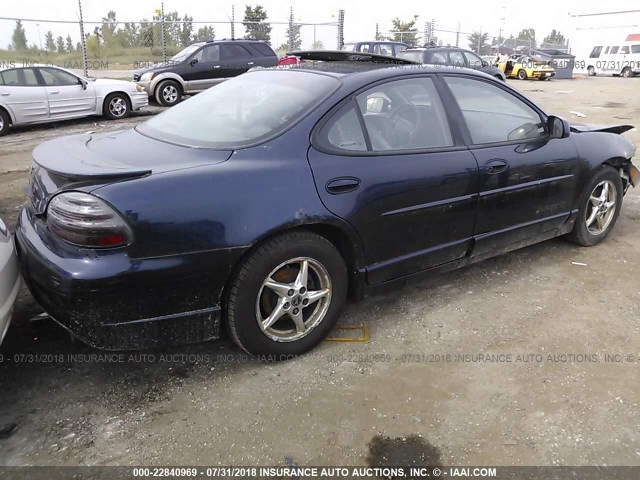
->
226, 230, 348, 358
621, 67, 632, 78
155, 80, 182, 107
0, 109, 10, 136
103, 93, 131, 120
517, 69, 527, 80
587, 66, 596, 76
565, 166, 623, 247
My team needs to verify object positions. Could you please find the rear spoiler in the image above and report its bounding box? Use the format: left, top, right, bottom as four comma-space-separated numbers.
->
286, 50, 417, 65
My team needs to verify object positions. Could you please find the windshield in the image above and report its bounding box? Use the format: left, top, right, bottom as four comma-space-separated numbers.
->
341, 43, 356, 51
137, 70, 339, 149
170, 44, 202, 62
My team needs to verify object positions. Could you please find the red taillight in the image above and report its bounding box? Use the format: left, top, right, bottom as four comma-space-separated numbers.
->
46, 192, 133, 248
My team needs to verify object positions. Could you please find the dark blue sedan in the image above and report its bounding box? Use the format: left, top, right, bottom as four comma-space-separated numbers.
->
15, 53, 638, 356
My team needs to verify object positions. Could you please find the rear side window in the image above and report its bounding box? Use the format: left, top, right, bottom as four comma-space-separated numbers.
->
0, 68, 38, 86
252, 43, 275, 57
320, 103, 367, 151
633, 45, 640, 54
221, 44, 252, 60
445, 76, 545, 145
620, 46, 630, 54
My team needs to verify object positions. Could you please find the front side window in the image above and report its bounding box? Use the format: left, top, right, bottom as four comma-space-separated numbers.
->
464, 51, 483, 68
194, 45, 220, 63
39, 68, 80, 87
425, 51, 447, 64
444, 76, 545, 145
397, 51, 425, 63
610, 46, 619, 54
358, 44, 372, 53
590, 46, 603, 58
318, 77, 453, 153
341, 43, 356, 52
137, 70, 338, 149
449, 51, 465, 67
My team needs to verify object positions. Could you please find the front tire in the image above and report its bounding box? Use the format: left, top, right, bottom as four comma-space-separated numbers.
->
226, 231, 347, 358
566, 166, 623, 246
155, 80, 182, 107
103, 93, 131, 120
517, 69, 527, 80
587, 66, 596, 76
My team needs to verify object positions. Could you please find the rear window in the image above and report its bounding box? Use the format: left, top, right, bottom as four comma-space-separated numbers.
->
137, 70, 339, 149
397, 51, 424, 62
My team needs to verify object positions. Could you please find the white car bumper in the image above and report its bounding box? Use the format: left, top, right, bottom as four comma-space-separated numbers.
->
130, 91, 149, 111
0, 219, 21, 345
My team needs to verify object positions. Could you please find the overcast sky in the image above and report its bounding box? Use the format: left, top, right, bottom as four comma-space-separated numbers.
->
1, 0, 639, 53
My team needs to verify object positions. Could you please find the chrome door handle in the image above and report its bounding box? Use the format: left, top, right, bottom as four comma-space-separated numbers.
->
0, 92, 9, 96
247, 62, 255, 65
50, 90, 60, 94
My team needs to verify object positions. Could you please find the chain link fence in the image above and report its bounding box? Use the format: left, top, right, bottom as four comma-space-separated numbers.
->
0, 9, 342, 77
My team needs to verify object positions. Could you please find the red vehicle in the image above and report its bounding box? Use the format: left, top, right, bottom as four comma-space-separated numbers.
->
277, 55, 304, 66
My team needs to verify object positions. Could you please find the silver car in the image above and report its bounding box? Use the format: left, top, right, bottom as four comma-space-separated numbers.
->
0, 217, 20, 344
0, 65, 148, 136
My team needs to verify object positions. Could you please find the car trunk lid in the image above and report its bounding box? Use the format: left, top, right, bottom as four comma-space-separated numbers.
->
29, 129, 232, 214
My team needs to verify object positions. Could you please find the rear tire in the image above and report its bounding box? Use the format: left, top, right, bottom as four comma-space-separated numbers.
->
103, 93, 131, 120
226, 231, 348, 358
155, 80, 182, 107
566, 166, 623, 246
621, 67, 632, 78
0, 109, 10, 136
517, 69, 527, 80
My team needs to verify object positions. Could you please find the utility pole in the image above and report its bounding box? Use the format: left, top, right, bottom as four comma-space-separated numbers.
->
231, 5, 235, 39
77, 0, 88, 77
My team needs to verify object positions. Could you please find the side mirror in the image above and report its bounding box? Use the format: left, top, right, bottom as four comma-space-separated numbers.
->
548, 115, 570, 139
189, 58, 198, 67
482, 60, 489, 67
78, 78, 88, 90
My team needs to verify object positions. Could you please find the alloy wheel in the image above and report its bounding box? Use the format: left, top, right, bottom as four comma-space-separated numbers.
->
108, 97, 127, 118
255, 257, 332, 342
163, 85, 178, 103
585, 180, 617, 235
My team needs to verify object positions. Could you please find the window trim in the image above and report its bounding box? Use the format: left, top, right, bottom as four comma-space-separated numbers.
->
311, 74, 467, 157
439, 73, 550, 149
37, 66, 82, 87
0, 67, 40, 87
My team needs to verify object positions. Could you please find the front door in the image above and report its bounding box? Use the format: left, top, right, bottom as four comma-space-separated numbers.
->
38, 67, 96, 118
441, 75, 581, 257
308, 76, 480, 284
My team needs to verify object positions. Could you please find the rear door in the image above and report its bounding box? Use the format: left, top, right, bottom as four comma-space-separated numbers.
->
0, 68, 48, 124
219, 43, 254, 79
308, 76, 480, 284
441, 75, 581, 257
37, 67, 96, 118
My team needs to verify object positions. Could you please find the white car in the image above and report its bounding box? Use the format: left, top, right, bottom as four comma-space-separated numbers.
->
0, 217, 20, 345
0, 65, 148, 136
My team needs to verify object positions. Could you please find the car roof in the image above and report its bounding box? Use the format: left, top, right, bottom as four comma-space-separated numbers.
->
266, 51, 495, 81
344, 41, 408, 45
0, 64, 80, 75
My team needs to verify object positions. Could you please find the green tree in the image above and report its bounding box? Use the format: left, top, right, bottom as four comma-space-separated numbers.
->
56, 35, 65, 53
543, 29, 566, 47
45, 31, 55, 52
123, 22, 140, 47
12, 20, 28, 51
243, 5, 271, 43
311, 39, 324, 50
194, 26, 215, 42
517, 28, 536, 48
286, 22, 301, 50
66, 35, 74, 52
388, 16, 419, 46
179, 14, 194, 46
468, 31, 490, 54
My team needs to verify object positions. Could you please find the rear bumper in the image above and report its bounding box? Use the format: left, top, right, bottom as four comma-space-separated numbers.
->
15, 208, 243, 350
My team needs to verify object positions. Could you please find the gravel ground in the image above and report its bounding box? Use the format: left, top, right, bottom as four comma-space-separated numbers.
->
0, 77, 639, 467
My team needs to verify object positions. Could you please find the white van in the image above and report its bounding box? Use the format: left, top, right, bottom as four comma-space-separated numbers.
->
587, 34, 640, 77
